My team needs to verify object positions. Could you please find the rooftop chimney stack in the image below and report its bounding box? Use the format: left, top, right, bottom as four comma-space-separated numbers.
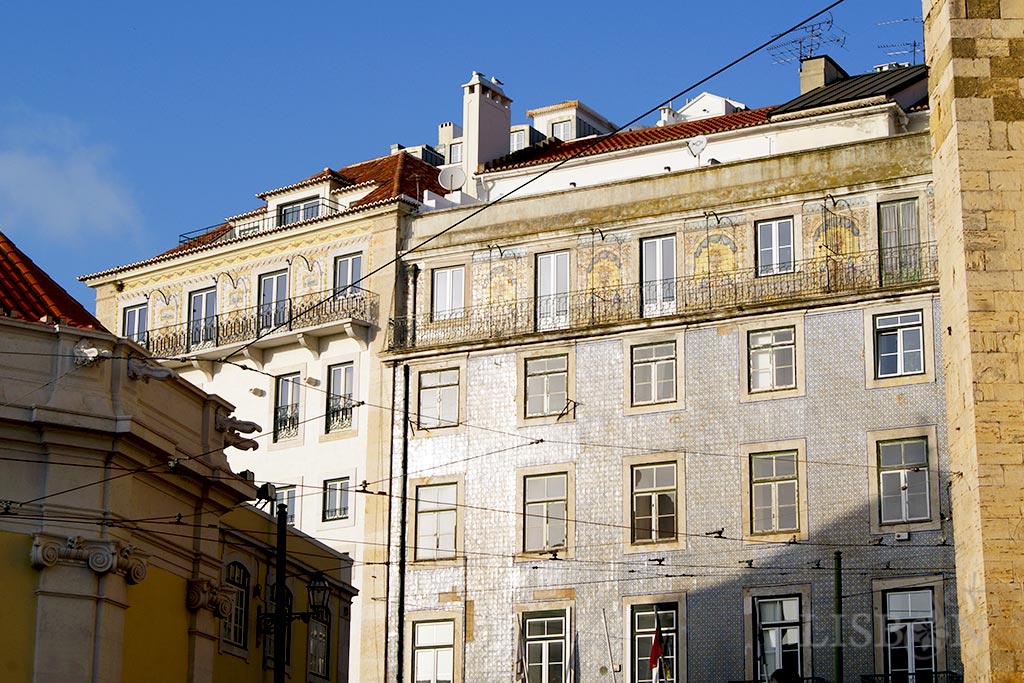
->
461, 71, 511, 196
799, 55, 849, 94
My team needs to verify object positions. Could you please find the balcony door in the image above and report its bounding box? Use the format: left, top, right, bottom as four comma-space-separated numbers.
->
259, 270, 289, 332
536, 251, 569, 331
641, 236, 676, 317
880, 199, 920, 285
189, 288, 217, 348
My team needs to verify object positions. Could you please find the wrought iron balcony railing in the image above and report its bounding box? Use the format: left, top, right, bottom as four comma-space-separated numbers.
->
326, 394, 354, 432
274, 403, 300, 441
389, 243, 937, 350
178, 198, 344, 249
860, 671, 962, 683
730, 677, 828, 683
141, 287, 379, 358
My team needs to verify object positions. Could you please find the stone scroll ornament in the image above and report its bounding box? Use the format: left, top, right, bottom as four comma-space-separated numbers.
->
30, 533, 148, 585
186, 579, 235, 618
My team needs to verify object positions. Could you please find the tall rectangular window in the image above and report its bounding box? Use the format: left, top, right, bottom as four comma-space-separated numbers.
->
415, 484, 457, 560
879, 199, 921, 284
631, 463, 676, 544
510, 129, 526, 152
875, 311, 924, 378
432, 266, 465, 321
334, 253, 362, 295
123, 304, 148, 344
419, 369, 459, 428
536, 251, 569, 331
223, 562, 250, 648
525, 612, 566, 683
750, 452, 799, 534
631, 342, 676, 406
327, 362, 354, 433
756, 218, 795, 276
641, 236, 676, 316
755, 596, 802, 676
885, 589, 935, 679
188, 287, 217, 347
278, 197, 319, 226
259, 270, 289, 331
748, 327, 796, 393
524, 473, 568, 552
308, 611, 330, 678
323, 477, 349, 521
448, 142, 463, 164
275, 486, 297, 525
552, 120, 572, 140
414, 621, 455, 683
878, 438, 930, 524
274, 373, 301, 442
524, 355, 568, 418
632, 604, 677, 683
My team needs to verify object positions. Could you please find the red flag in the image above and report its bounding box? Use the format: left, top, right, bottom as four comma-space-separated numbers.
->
649, 620, 664, 673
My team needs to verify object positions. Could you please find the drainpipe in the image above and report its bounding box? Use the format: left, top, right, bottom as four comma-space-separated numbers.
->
395, 364, 411, 682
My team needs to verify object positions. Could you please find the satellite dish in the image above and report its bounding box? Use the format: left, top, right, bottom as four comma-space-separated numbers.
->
687, 135, 708, 157
438, 166, 466, 192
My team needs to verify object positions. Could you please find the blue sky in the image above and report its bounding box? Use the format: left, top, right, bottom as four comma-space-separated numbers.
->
0, 0, 925, 308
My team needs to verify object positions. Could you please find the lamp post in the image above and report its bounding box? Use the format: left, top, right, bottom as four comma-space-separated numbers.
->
257, 500, 331, 683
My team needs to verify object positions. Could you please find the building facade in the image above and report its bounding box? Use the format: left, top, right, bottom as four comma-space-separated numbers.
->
0, 230, 356, 683
382, 60, 961, 683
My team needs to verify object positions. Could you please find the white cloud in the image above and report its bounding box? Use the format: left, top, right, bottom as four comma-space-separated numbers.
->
0, 104, 140, 241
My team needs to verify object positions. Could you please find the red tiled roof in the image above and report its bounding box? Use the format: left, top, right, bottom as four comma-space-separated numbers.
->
483, 107, 774, 172
0, 230, 105, 331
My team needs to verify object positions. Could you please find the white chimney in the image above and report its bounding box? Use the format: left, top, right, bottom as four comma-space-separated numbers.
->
461, 71, 511, 196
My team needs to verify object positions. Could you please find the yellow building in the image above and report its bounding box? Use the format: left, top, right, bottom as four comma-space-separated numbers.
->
0, 230, 356, 682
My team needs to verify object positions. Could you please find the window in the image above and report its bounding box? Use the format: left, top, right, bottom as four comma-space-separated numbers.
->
879, 198, 921, 284
631, 343, 676, 406
432, 266, 465, 321
750, 452, 799, 534
525, 356, 568, 418
308, 609, 330, 678
756, 218, 794, 276
878, 438, 930, 524
223, 562, 250, 648
419, 369, 459, 429
323, 478, 349, 521
632, 604, 677, 683
641, 236, 676, 316
123, 303, 148, 344
524, 612, 567, 683
275, 486, 297, 525
327, 363, 354, 433
264, 584, 292, 666
259, 270, 289, 331
631, 463, 676, 544
510, 130, 526, 152
536, 251, 569, 331
274, 373, 301, 442
278, 197, 319, 226
524, 474, 567, 552
415, 484, 457, 560
748, 327, 796, 393
414, 620, 454, 683
875, 311, 924, 378
755, 596, 802, 676
334, 253, 362, 295
448, 142, 463, 164
188, 287, 217, 347
551, 120, 571, 140
885, 589, 935, 679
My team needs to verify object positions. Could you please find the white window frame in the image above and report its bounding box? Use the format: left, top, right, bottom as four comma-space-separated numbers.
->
879, 198, 921, 284
326, 362, 354, 433
323, 477, 349, 522
448, 142, 463, 164
431, 266, 465, 321
867, 426, 941, 534
641, 235, 677, 317
874, 310, 925, 379
122, 303, 148, 344
740, 439, 808, 543
418, 368, 460, 429
630, 462, 677, 545
524, 355, 569, 419
535, 251, 570, 331
334, 252, 362, 295
878, 438, 931, 525
258, 270, 289, 332
510, 129, 526, 152
551, 120, 572, 140
222, 561, 251, 650
414, 483, 458, 561
864, 298, 936, 389
188, 287, 217, 348
739, 316, 805, 403
275, 485, 297, 525
749, 451, 800, 535
523, 473, 568, 553
274, 373, 301, 443
523, 611, 568, 683
407, 614, 462, 683
748, 327, 796, 393
743, 584, 812, 681
872, 576, 947, 678
756, 217, 795, 276
278, 196, 320, 226
631, 341, 676, 406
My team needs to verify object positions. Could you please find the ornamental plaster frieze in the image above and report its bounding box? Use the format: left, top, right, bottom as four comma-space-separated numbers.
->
185, 578, 234, 618
30, 533, 148, 584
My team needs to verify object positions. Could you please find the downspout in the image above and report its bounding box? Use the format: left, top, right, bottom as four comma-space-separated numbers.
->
395, 364, 411, 683
383, 361, 398, 683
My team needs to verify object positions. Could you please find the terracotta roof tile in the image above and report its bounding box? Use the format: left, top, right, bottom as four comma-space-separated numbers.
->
483, 107, 774, 172
1, 230, 105, 330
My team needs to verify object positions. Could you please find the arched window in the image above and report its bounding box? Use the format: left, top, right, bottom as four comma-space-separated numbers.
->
264, 584, 293, 667
308, 608, 331, 678
223, 562, 250, 648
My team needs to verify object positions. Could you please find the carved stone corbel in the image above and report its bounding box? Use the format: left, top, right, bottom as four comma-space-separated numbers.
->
30, 533, 148, 584
186, 578, 234, 618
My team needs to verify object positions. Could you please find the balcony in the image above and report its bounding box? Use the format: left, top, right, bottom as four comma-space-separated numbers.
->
860, 672, 962, 683
326, 394, 354, 432
177, 198, 344, 250
389, 244, 937, 351
140, 287, 379, 359
274, 402, 300, 441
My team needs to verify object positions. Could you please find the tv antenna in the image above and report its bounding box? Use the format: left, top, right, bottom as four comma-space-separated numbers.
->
879, 41, 924, 65
768, 13, 847, 65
